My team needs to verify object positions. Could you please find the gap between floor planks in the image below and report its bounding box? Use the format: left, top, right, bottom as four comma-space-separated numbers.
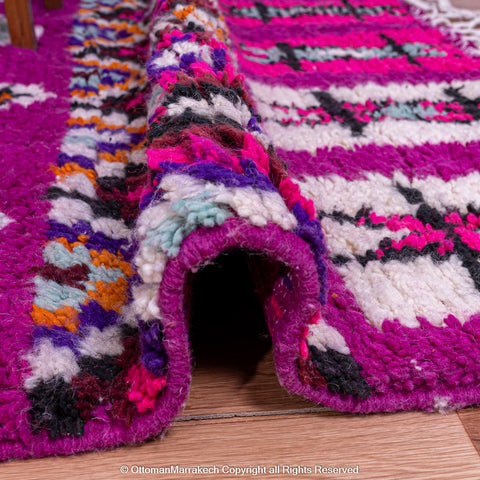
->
2, 411, 480, 480
2, 344, 480, 480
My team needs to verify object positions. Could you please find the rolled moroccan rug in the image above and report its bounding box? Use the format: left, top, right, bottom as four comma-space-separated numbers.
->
1, 0, 480, 460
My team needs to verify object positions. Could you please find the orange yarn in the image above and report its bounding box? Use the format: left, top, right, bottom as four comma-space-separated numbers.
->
87, 277, 129, 313
31, 304, 80, 332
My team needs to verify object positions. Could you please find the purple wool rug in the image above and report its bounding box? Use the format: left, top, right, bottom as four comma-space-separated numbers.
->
1, 0, 480, 460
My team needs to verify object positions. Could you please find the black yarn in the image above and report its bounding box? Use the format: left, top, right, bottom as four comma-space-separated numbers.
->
147, 109, 242, 143
97, 176, 128, 193
165, 81, 250, 114
27, 378, 84, 439
341, 0, 363, 20
396, 183, 424, 204
125, 162, 147, 177
47, 186, 123, 220
276, 42, 303, 71
184, 21, 205, 33
331, 254, 351, 265
313, 91, 366, 136
444, 86, 480, 121
78, 356, 122, 383
254, 2, 271, 23
318, 209, 385, 230
309, 345, 371, 398
379, 34, 421, 66
415, 203, 445, 230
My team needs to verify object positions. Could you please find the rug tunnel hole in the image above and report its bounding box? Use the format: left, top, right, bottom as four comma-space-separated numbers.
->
187, 249, 283, 375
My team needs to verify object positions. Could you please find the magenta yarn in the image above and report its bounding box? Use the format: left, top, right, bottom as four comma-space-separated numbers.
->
3, 0, 480, 462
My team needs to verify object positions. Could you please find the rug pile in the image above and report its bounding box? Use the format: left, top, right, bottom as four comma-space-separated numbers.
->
1, 0, 480, 460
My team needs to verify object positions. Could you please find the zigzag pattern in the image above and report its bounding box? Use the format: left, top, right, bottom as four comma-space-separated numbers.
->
133, 0, 328, 316
222, 0, 480, 412
23, 0, 330, 442
25, 0, 167, 439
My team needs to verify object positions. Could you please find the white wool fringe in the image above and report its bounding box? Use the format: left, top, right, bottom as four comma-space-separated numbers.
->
406, 0, 480, 54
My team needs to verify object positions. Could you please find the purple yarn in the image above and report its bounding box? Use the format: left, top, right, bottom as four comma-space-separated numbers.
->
47, 220, 128, 253
212, 48, 227, 71
154, 161, 277, 192
78, 301, 118, 331
295, 219, 328, 303
281, 141, 480, 181
69, 37, 84, 47
57, 153, 95, 170
99, 75, 116, 86
46, 220, 80, 243
180, 52, 197, 69
97, 142, 130, 154
139, 321, 168, 376
71, 220, 94, 237
118, 29, 133, 40
129, 132, 145, 144
240, 158, 278, 191
33, 326, 80, 355
46, 221, 128, 252
139, 189, 157, 210
291, 202, 310, 223
69, 85, 98, 93
247, 116, 262, 133
171, 32, 194, 43
84, 232, 129, 255
146, 52, 179, 77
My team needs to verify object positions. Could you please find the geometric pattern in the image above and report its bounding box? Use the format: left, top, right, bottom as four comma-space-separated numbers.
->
222, 0, 480, 412
0, 83, 55, 110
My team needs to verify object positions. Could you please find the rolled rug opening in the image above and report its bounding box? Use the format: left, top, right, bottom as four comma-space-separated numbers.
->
131, 0, 332, 444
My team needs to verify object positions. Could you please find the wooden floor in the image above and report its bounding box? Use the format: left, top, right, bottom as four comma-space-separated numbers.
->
3, 341, 480, 480
3, 0, 480, 479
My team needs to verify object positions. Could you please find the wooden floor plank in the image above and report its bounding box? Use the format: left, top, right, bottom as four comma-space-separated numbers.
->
183, 346, 320, 416
458, 408, 480, 455
451, 0, 480, 9
2, 412, 479, 480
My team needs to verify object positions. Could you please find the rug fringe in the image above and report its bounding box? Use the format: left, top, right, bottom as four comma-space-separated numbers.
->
406, 0, 480, 55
